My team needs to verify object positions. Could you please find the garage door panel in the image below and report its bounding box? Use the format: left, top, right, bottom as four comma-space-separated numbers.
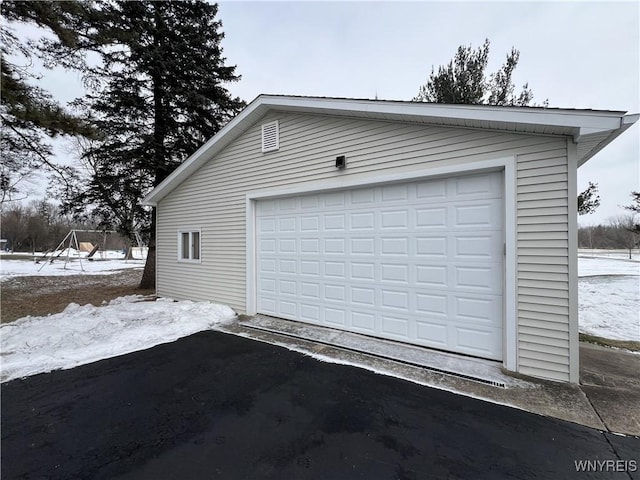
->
382, 183, 410, 202
350, 262, 375, 281
278, 197, 297, 210
454, 263, 502, 293
352, 311, 376, 332
280, 300, 297, 317
381, 210, 409, 229
415, 264, 448, 288
300, 260, 319, 276
300, 195, 319, 209
260, 258, 276, 273
382, 315, 409, 338
300, 238, 320, 254
279, 217, 296, 232
256, 171, 504, 361
259, 217, 277, 232
324, 307, 346, 326
416, 236, 448, 257
351, 286, 376, 307
324, 191, 346, 207
416, 179, 447, 200
454, 294, 502, 327
351, 237, 375, 255
324, 213, 346, 231
416, 321, 448, 346
453, 232, 503, 260
351, 188, 375, 205
279, 238, 296, 254
416, 207, 448, 229
300, 282, 320, 299
300, 216, 319, 232
324, 284, 346, 302
279, 259, 296, 274
453, 172, 502, 198
381, 289, 409, 310
324, 261, 346, 279
260, 239, 276, 254
454, 326, 502, 358
279, 280, 297, 295
381, 263, 409, 283
259, 297, 276, 315
350, 212, 375, 230
300, 304, 320, 322
380, 237, 408, 255
416, 293, 448, 316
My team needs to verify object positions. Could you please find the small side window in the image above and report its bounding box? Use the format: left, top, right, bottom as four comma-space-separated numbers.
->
192, 232, 200, 260
181, 232, 190, 259
178, 229, 201, 262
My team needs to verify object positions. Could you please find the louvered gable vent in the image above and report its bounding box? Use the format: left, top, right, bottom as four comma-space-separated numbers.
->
261, 120, 279, 152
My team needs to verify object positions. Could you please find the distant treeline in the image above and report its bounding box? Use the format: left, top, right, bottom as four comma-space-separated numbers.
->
1, 200, 131, 253
578, 216, 638, 251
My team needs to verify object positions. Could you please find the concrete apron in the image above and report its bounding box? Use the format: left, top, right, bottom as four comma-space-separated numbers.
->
219, 316, 640, 437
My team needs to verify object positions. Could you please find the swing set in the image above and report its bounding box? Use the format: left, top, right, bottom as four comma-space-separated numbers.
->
36, 229, 116, 272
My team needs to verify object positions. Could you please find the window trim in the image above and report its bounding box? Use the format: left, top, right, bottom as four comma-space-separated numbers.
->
177, 228, 202, 263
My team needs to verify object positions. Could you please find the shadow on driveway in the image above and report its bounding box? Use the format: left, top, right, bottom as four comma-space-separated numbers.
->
2, 331, 638, 479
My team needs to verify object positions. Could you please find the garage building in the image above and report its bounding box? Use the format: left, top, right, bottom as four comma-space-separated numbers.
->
143, 95, 637, 383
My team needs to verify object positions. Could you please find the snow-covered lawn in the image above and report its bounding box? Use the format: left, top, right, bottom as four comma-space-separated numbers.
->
0, 257, 145, 281
1, 296, 235, 383
0, 251, 637, 383
578, 255, 639, 341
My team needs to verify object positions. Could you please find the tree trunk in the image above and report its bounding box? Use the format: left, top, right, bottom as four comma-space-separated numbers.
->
140, 4, 165, 292
139, 207, 156, 289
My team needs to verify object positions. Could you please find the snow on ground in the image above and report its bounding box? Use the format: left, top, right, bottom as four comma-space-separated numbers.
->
0, 250, 637, 383
0, 258, 145, 281
1, 296, 236, 383
578, 254, 639, 341
578, 256, 640, 277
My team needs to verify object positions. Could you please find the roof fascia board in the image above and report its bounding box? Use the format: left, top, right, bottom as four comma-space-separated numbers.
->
260, 95, 625, 131
577, 114, 639, 167
143, 98, 269, 205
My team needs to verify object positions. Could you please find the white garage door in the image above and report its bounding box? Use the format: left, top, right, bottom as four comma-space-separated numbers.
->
256, 171, 504, 360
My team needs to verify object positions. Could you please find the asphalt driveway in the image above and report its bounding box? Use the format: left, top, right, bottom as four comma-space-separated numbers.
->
2, 331, 638, 479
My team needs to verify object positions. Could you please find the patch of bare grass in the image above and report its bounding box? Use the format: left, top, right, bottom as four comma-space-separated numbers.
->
579, 333, 640, 352
1, 269, 154, 323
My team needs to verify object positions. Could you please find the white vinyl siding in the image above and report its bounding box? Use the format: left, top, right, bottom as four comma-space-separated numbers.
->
516, 143, 570, 382
157, 111, 572, 382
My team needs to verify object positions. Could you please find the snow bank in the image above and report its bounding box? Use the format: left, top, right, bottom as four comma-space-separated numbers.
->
0, 296, 236, 383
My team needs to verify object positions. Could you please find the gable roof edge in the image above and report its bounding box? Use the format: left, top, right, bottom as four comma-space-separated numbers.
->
143, 95, 637, 205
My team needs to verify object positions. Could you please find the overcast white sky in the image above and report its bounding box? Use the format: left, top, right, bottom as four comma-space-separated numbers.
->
11, 1, 640, 225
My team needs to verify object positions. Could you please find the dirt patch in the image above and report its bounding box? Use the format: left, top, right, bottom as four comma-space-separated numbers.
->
1, 269, 154, 323
579, 333, 640, 352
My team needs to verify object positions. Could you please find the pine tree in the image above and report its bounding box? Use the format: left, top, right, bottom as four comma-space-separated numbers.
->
55, 1, 245, 288
413, 39, 535, 106
577, 182, 601, 216
0, 1, 93, 204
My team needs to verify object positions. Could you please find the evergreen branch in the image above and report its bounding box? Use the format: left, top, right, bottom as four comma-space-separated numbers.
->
1, 114, 75, 191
